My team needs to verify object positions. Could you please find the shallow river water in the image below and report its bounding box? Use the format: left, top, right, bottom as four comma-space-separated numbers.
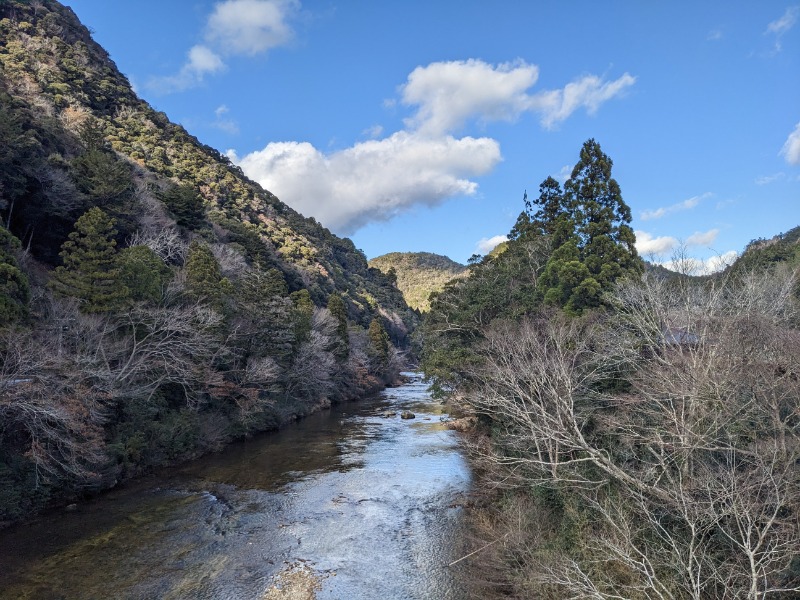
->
0, 374, 472, 599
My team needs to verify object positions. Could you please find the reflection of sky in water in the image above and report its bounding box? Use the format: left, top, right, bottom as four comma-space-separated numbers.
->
0, 374, 471, 600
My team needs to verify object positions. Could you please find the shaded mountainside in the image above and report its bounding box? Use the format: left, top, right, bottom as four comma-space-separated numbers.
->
369, 252, 467, 311
0, 0, 416, 523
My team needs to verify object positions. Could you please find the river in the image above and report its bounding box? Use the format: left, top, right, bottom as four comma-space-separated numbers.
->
0, 373, 472, 600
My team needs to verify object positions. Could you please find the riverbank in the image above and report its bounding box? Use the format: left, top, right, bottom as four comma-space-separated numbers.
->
0, 374, 472, 599
0, 371, 404, 531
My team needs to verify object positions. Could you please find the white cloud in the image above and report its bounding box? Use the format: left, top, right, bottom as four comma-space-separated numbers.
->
149, 45, 226, 92
234, 131, 501, 235
205, 0, 299, 56
531, 73, 637, 129
476, 235, 508, 254
780, 122, 800, 165
401, 59, 540, 135
755, 172, 786, 185
660, 250, 738, 276
765, 6, 799, 53
707, 28, 723, 41
766, 6, 799, 35
686, 228, 719, 247
362, 124, 384, 139
555, 164, 572, 183
635, 230, 678, 256
399, 59, 635, 135
149, 0, 298, 93
640, 192, 710, 221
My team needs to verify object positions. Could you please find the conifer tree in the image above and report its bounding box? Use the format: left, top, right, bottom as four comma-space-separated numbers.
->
160, 184, 205, 230
540, 139, 642, 312
326, 292, 349, 361
368, 317, 390, 367
118, 245, 172, 303
0, 224, 30, 326
50, 207, 128, 313
290, 289, 314, 347
184, 240, 231, 307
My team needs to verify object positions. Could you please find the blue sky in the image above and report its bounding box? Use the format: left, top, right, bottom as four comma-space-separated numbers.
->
66, 1, 800, 270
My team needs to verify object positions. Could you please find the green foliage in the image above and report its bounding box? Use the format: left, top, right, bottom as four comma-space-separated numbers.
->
327, 292, 349, 360
538, 139, 643, 313
118, 245, 172, 303
184, 240, 231, 307
236, 268, 294, 361
49, 207, 129, 313
368, 317, 390, 366
0, 225, 29, 326
369, 252, 467, 311
290, 288, 314, 346
71, 124, 133, 206
160, 183, 205, 230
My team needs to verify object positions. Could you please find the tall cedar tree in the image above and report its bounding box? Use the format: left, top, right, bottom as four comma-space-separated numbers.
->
368, 317, 390, 367
327, 292, 349, 361
50, 207, 128, 313
541, 139, 642, 312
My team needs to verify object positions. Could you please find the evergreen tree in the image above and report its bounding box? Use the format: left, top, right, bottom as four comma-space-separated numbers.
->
160, 184, 205, 230
0, 224, 30, 326
368, 317, 390, 367
118, 245, 172, 303
327, 292, 349, 361
540, 139, 642, 312
50, 207, 129, 313
237, 268, 293, 361
184, 240, 231, 307
290, 289, 314, 347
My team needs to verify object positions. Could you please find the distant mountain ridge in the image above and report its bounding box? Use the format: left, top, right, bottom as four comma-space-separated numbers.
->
369, 252, 467, 311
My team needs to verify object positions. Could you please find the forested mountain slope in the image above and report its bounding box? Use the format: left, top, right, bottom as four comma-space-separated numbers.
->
369, 252, 466, 312
0, 0, 414, 524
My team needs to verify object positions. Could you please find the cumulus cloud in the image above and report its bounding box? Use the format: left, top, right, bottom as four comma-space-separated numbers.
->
205, 0, 299, 56
476, 235, 508, 254
230, 59, 637, 234
149, 0, 298, 93
661, 251, 738, 276
640, 192, 710, 221
636, 228, 720, 257
781, 122, 800, 165
401, 59, 540, 135
399, 59, 635, 135
235, 132, 501, 235
635, 231, 678, 256
686, 228, 719, 247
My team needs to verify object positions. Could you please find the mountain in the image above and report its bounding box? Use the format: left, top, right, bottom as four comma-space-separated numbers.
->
369, 252, 467, 311
0, 0, 416, 523
0, 0, 413, 332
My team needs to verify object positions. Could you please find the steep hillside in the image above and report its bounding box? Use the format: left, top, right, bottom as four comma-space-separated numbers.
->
0, 0, 413, 330
369, 252, 467, 311
0, 0, 415, 523
728, 225, 800, 274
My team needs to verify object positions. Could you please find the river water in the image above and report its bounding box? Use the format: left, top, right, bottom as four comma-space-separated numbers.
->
0, 374, 472, 599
